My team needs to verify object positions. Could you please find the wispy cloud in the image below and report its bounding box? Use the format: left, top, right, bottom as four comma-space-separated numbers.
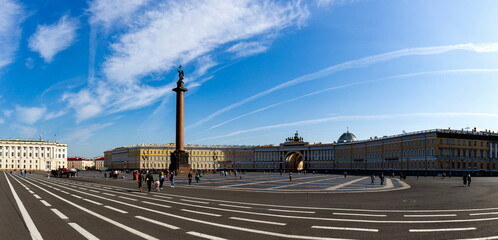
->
61, 123, 113, 144
0, 118, 4, 124
88, 0, 150, 29
65, 0, 309, 122
10, 123, 38, 138
189, 43, 498, 129
227, 41, 270, 57
0, 0, 24, 69
196, 112, 498, 142
208, 68, 498, 130
28, 15, 78, 63
15, 106, 47, 125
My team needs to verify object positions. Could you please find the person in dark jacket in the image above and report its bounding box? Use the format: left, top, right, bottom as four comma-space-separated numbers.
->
463, 173, 467, 186
467, 173, 472, 186
145, 172, 154, 192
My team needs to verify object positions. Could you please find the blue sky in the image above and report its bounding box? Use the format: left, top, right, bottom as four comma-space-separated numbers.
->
1, 0, 498, 158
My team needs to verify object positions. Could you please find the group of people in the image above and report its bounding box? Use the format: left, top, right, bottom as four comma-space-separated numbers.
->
134, 170, 206, 192
370, 173, 386, 185
463, 173, 472, 186
135, 170, 176, 192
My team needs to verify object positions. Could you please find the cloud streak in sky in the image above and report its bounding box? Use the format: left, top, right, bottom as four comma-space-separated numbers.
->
196, 112, 498, 142
0, 0, 24, 68
28, 15, 78, 63
189, 43, 498, 129
207, 68, 498, 130
65, 0, 309, 122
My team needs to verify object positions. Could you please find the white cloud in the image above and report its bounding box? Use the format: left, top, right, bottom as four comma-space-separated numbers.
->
189, 43, 498, 129
15, 106, 47, 125
24, 57, 34, 69
103, 0, 308, 85
44, 110, 68, 121
207, 68, 498, 130
62, 123, 113, 144
28, 15, 78, 63
88, 0, 149, 29
3, 109, 13, 117
64, 0, 309, 122
196, 112, 498, 142
10, 124, 38, 138
227, 41, 269, 57
0, 0, 24, 68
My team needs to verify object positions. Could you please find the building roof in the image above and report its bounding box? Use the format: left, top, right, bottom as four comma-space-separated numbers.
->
67, 157, 90, 161
338, 130, 357, 143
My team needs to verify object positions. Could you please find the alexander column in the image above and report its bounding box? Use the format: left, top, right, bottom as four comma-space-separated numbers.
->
170, 65, 190, 173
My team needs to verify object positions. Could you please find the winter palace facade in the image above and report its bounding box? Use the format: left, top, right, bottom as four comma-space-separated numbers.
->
0, 139, 67, 171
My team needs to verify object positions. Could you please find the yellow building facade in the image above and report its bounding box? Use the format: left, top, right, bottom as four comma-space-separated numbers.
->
104, 129, 498, 175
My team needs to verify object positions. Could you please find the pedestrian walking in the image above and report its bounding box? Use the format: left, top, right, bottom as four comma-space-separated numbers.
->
344, 171, 347, 178
159, 172, 165, 189
154, 180, 160, 192
289, 172, 293, 181
145, 172, 154, 192
463, 174, 467, 186
104, 172, 107, 179
188, 172, 193, 185
137, 171, 144, 192
169, 172, 175, 187
195, 173, 200, 183
380, 173, 384, 185
467, 173, 472, 186
371, 174, 375, 184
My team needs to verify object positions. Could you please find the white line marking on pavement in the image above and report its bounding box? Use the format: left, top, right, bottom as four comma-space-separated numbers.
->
88, 189, 100, 193
68, 223, 99, 240
4, 173, 44, 240
333, 213, 386, 217
326, 177, 369, 190
71, 194, 83, 199
404, 214, 457, 217
27, 177, 352, 240
18, 177, 159, 240
470, 212, 498, 216
409, 227, 476, 232
181, 209, 221, 217
82, 199, 103, 205
33, 194, 41, 199
229, 217, 286, 226
51, 208, 69, 220
104, 206, 128, 214
219, 204, 252, 209
102, 193, 116, 196
312, 225, 379, 232
268, 177, 340, 190
135, 216, 180, 230
181, 199, 210, 204
186, 231, 227, 240
269, 209, 315, 214
40, 200, 51, 207
60, 190, 69, 194
28, 190, 35, 194
118, 196, 137, 201
453, 236, 498, 240
219, 176, 318, 188
142, 201, 172, 208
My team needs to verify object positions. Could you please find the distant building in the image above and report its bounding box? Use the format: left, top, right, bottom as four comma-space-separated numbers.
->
67, 157, 94, 170
0, 139, 67, 171
104, 129, 498, 175
94, 157, 105, 170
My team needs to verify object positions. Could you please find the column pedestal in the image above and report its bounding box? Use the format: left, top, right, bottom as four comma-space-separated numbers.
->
170, 150, 190, 174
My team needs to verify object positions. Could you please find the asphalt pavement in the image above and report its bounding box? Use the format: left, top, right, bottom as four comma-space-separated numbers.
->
1, 171, 498, 240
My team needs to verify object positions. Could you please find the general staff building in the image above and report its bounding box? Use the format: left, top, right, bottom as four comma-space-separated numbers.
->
104, 128, 498, 175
